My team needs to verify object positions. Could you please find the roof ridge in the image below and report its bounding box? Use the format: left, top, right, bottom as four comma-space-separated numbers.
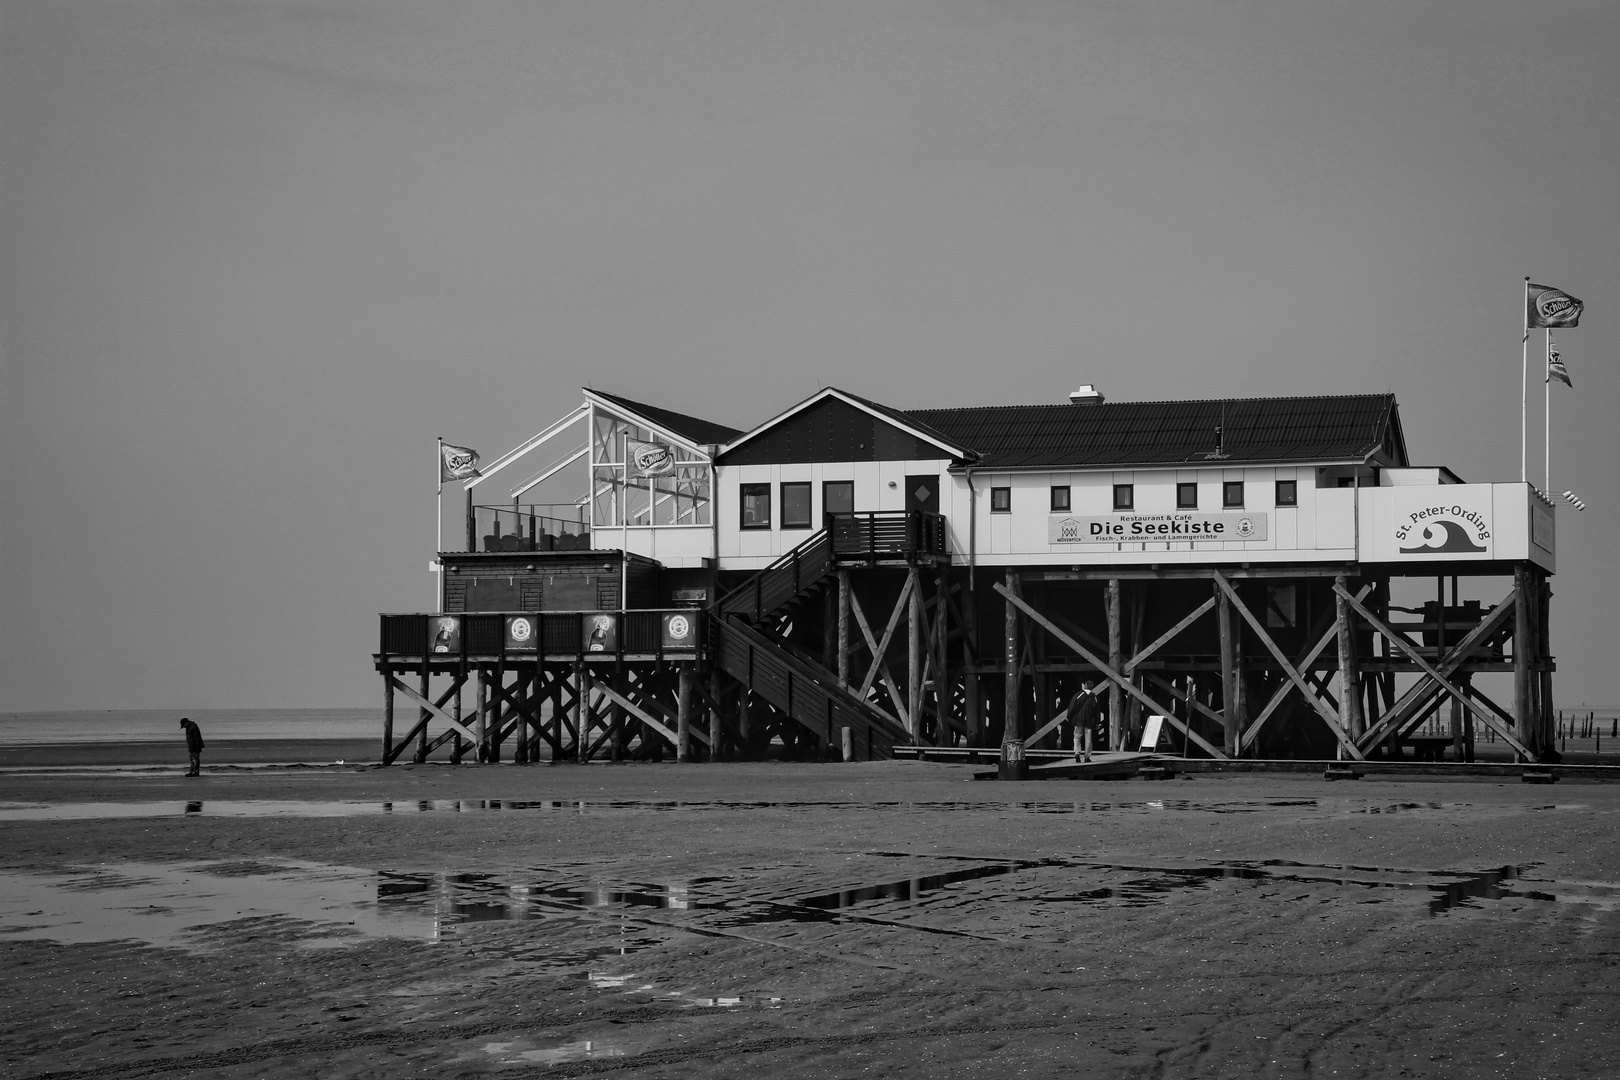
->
905, 391, 1393, 414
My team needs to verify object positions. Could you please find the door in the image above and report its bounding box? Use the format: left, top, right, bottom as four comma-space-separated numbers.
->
905, 474, 940, 514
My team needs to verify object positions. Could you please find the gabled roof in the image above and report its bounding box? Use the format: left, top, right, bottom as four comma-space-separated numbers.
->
721, 387, 978, 460
587, 389, 742, 448
904, 394, 1403, 470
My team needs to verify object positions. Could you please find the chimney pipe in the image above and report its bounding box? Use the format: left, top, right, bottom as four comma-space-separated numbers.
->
1068, 384, 1105, 406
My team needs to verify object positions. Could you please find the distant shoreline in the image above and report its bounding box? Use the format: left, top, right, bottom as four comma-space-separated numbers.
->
0, 738, 379, 769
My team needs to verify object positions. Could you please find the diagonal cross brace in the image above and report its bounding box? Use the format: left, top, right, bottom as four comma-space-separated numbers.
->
1355, 592, 1516, 751
593, 678, 709, 748
1213, 572, 1364, 760
389, 674, 475, 748
994, 581, 1226, 759
1334, 584, 1536, 761
1239, 583, 1371, 754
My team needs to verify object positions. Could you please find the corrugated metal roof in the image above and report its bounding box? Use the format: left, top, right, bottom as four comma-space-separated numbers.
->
589, 390, 742, 447
904, 394, 1401, 469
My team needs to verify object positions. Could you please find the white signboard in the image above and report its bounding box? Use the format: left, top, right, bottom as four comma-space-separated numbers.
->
1389, 488, 1493, 559
1049, 513, 1268, 544
1139, 715, 1167, 752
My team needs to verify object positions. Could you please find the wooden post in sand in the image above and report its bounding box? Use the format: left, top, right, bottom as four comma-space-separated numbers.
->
381, 664, 395, 763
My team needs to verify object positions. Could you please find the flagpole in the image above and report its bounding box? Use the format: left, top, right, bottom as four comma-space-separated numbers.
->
1521, 276, 1530, 484
436, 436, 444, 614
1544, 329, 1551, 494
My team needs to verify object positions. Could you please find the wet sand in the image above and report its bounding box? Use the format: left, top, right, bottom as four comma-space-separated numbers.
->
5, 758, 1620, 1078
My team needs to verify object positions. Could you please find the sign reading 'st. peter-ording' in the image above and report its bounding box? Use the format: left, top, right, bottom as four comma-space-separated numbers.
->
1392, 491, 1491, 558
1050, 513, 1268, 544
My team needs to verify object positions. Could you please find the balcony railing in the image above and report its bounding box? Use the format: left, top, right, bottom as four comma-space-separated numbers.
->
379, 609, 703, 660
464, 503, 590, 553
827, 510, 948, 562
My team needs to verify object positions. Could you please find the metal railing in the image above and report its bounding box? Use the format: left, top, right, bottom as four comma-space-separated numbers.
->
464, 504, 590, 553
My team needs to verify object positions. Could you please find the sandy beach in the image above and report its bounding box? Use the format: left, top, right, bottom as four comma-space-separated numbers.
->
5, 756, 1620, 1079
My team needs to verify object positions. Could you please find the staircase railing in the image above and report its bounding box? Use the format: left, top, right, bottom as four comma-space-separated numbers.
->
712, 616, 910, 760
715, 529, 835, 622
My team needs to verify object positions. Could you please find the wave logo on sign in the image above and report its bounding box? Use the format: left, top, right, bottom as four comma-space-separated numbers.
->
629, 440, 675, 477
1397, 505, 1489, 554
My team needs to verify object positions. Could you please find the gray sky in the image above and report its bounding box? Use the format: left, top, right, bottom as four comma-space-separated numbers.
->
4, 0, 1617, 711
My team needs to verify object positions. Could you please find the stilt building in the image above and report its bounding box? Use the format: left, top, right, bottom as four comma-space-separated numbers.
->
376, 384, 1557, 766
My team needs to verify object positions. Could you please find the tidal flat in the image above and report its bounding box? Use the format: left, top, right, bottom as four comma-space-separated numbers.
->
4, 761, 1619, 1079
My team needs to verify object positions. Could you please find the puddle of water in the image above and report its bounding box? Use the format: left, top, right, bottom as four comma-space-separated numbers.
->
0, 860, 438, 949
484, 1037, 629, 1065
0, 797, 1335, 822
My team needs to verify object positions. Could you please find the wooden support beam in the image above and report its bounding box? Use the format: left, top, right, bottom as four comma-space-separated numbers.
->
1005, 570, 1023, 742
1127, 597, 1217, 673
908, 566, 922, 736
1239, 583, 1371, 754
1217, 581, 1237, 754
1106, 578, 1122, 748
848, 581, 913, 722
386, 673, 475, 762
1335, 574, 1364, 742
677, 667, 693, 762
1355, 591, 1515, 750
1335, 583, 1537, 761
1213, 572, 1364, 760
837, 570, 851, 688
381, 665, 395, 765
598, 676, 695, 751
994, 581, 1227, 759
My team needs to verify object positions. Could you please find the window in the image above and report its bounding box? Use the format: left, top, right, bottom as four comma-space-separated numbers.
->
1113, 484, 1134, 511
1050, 485, 1071, 512
1176, 482, 1198, 510
1223, 481, 1245, 508
990, 487, 1011, 513
781, 482, 811, 528
740, 483, 771, 528
1275, 479, 1298, 507
823, 480, 854, 517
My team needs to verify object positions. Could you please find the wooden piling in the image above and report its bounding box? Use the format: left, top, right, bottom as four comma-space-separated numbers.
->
1107, 578, 1123, 750
1334, 574, 1363, 740
1003, 569, 1021, 742
676, 666, 693, 763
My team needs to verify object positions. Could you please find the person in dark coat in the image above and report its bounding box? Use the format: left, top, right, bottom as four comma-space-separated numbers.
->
179, 717, 204, 776
1068, 681, 1106, 761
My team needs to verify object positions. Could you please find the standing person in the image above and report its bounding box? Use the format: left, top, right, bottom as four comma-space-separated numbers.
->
179, 717, 204, 776
1069, 680, 1105, 762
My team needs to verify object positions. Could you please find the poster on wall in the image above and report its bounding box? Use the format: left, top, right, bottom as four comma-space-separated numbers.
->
430, 616, 461, 655
1390, 489, 1493, 559
583, 613, 619, 654
504, 614, 538, 651
662, 611, 698, 650
1048, 513, 1268, 544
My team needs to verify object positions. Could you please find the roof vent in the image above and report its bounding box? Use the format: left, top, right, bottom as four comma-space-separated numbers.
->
1068, 384, 1105, 406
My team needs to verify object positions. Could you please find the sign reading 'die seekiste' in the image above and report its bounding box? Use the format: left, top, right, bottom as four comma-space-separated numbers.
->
1049, 513, 1268, 544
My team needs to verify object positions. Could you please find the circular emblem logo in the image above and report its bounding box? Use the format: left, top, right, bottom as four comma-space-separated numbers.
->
509, 617, 532, 642
1235, 516, 1257, 538
667, 614, 690, 639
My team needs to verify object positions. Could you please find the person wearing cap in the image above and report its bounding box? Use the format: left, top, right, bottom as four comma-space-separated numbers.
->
179, 717, 205, 776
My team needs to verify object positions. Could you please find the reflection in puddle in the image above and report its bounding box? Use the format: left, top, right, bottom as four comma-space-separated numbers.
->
7, 852, 1616, 962
484, 1037, 628, 1065
0, 860, 433, 950
0, 797, 1333, 821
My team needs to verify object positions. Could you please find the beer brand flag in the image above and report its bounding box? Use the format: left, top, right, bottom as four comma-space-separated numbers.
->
440, 442, 481, 482
1548, 346, 1572, 387
628, 439, 675, 477
1528, 282, 1583, 328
